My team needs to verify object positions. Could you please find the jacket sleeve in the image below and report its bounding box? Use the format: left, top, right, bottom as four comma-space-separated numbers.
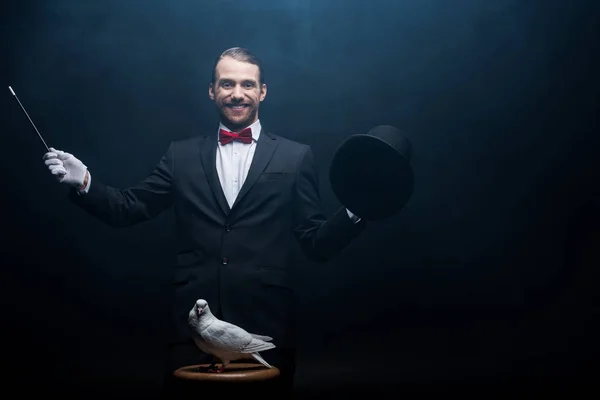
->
68, 142, 175, 227
292, 145, 366, 262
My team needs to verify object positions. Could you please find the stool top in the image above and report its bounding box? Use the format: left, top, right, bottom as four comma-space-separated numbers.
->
173, 363, 280, 383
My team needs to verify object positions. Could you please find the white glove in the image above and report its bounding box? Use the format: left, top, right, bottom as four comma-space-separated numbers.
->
43, 147, 88, 188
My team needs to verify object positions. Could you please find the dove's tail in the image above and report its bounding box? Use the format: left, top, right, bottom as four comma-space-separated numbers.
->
251, 352, 273, 368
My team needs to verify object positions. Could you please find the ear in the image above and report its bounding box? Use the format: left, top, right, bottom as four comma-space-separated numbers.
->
209, 82, 215, 100
259, 83, 267, 102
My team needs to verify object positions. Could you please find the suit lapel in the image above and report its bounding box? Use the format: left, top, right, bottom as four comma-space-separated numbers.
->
199, 134, 231, 216
231, 129, 278, 211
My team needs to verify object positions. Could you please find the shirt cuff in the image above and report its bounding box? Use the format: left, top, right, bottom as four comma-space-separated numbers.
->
345, 208, 361, 224
77, 172, 91, 195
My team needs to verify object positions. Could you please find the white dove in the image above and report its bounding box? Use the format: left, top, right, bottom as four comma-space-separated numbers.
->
187, 298, 276, 373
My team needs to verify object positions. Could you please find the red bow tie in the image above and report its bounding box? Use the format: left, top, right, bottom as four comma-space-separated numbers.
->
218, 127, 253, 145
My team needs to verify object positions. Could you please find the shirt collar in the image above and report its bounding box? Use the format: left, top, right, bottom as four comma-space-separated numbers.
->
218, 119, 261, 142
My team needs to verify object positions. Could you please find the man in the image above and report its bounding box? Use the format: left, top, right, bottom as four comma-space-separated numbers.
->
43, 47, 366, 394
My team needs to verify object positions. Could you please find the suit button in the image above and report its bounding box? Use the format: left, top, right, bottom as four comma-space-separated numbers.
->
221, 257, 228, 265
225, 225, 231, 232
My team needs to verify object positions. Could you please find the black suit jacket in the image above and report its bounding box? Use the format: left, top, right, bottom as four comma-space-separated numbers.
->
69, 128, 366, 348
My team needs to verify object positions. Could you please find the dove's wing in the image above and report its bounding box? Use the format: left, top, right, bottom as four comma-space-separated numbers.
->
250, 333, 273, 341
239, 337, 276, 353
201, 319, 254, 352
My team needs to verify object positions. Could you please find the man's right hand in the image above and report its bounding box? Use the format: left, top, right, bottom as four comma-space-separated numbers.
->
43, 147, 88, 189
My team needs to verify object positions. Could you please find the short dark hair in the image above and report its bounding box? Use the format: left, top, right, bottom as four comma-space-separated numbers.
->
211, 47, 264, 84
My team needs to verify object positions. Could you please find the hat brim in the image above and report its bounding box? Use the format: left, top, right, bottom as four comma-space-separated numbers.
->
329, 133, 414, 220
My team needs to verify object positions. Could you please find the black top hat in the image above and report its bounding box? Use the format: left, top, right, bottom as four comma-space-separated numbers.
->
329, 125, 414, 221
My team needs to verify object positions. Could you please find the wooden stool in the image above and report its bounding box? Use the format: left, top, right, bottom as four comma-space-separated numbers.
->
172, 362, 281, 396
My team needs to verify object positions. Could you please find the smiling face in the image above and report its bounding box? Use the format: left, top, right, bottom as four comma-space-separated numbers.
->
209, 56, 267, 132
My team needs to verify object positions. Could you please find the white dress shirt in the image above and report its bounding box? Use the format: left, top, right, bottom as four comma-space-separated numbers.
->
216, 119, 261, 208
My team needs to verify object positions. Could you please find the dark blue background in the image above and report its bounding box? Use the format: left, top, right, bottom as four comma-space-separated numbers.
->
1, 0, 598, 396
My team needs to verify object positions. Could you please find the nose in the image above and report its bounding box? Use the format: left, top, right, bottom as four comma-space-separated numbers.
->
231, 85, 243, 101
